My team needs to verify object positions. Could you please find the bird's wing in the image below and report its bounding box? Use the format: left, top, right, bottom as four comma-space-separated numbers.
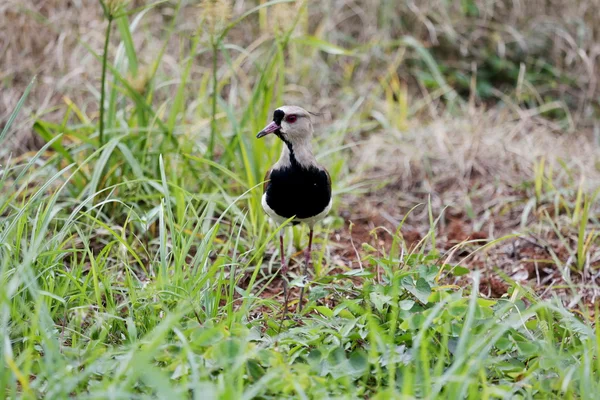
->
263, 168, 272, 192
324, 168, 332, 191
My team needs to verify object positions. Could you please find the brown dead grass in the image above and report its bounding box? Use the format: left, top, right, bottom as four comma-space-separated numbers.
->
4, 0, 600, 150
1, 1, 104, 150
341, 107, 600, 310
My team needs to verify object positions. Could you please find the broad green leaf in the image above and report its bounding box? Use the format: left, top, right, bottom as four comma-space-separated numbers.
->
370, 292, 392, 312
315, 306, 333, 318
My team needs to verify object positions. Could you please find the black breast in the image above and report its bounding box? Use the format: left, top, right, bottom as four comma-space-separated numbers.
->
265, 163, 331, 220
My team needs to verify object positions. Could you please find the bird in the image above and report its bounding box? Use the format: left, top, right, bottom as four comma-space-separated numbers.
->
256, 105, 332, 316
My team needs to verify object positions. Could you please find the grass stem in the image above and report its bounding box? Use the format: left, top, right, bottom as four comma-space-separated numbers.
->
99, 15, 113, 147
209, 40, 219, 159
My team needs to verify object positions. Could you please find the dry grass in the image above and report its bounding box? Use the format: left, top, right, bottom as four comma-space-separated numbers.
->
2, 0, 103, 150
4, 0, 600, 148
343, 107, 600, 310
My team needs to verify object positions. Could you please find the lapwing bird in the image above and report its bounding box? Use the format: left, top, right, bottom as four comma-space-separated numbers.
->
256, 105, 332, 315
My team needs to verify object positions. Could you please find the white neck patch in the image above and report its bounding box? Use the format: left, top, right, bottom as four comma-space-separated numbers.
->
273, 140, 318, 169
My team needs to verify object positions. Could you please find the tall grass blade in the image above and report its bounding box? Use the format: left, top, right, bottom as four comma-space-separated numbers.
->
0, 76, 36, 145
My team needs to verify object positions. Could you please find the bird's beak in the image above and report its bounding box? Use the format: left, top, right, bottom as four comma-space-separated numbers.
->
256, 121, 280, 138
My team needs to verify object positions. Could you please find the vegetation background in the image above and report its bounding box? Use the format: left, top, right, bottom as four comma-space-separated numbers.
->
1, 0, 600, 398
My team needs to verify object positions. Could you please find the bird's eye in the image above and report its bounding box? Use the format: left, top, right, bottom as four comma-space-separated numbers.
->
286, 115, 297, 123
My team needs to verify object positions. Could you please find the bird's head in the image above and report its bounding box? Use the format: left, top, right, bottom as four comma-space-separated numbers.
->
256, 105, 313, 145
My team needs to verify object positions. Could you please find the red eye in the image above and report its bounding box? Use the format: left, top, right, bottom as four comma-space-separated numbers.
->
286, 115, 297, 123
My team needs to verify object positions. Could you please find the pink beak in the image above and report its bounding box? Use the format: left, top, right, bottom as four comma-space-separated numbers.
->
256, 121, 280, 138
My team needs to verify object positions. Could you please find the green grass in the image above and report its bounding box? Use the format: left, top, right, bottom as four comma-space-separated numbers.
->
2, 1, 600, 398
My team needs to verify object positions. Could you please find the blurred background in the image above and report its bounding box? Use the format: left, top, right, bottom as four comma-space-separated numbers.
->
3, 0, 600, 150
2, 1, 600, 397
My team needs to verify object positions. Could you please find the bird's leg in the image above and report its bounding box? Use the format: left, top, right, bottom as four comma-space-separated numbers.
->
279, 230, 289, 324
297, 228, 314, 312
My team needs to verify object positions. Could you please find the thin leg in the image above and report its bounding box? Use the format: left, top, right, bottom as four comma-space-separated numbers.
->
279, 231, 289, 328
297, 229, 313, 312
